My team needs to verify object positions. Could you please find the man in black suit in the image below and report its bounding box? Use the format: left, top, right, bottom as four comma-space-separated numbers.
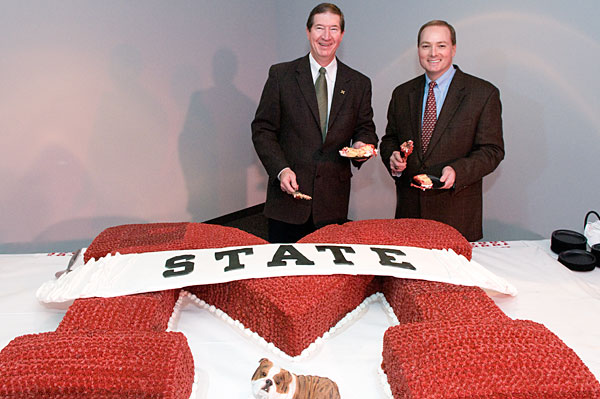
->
380, 20, 504, 241
252, 3, 377, 243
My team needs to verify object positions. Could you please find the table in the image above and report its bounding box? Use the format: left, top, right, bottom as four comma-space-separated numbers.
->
1, 240, 598, 398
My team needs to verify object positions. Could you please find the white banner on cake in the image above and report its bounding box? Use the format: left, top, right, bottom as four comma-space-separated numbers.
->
36, 243, 517, 303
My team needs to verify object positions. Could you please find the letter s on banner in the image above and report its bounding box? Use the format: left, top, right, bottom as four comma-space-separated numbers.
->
163, 254, 195, 278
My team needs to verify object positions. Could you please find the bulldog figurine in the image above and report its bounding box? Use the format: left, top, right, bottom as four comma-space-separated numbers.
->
251, 358, 341, 399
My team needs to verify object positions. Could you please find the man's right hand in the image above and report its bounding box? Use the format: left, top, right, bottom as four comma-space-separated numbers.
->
389, 151, 407, 176
279, 168, 299, 194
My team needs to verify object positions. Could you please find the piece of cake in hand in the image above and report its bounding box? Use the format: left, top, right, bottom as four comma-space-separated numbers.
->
339, 143, 377, 158
292, 191, 312, 200
400, 140, 414, 158
411, 174, 433, 190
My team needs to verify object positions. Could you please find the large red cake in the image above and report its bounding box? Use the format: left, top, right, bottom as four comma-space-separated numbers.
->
1, 219, 599, 398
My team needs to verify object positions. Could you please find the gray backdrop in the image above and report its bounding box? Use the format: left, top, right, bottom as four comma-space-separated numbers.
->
1, 0, 598, 252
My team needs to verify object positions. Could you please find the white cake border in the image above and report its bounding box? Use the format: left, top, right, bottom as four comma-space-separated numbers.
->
168, 290, 399, 362
167, 288, 400, 397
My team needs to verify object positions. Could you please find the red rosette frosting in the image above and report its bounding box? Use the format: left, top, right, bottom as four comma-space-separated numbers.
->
382, 320, 600, 398
381, 278, 509, 324
189, 273, 374, 357
84, 222, 266, 263
57, 290, 179, 333
300, 218, 471, 260
0, 331, 194, 399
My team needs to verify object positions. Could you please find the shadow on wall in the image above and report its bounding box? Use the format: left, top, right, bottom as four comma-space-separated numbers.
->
179, 48, 262, 222
88, 44, 169, 217
0, 143, 148, 253
2, 44, 172, 253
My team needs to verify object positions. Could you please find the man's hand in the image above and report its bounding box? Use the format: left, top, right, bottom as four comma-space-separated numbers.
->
279, 168, 299, 194
440, 166, 456, 189
389, 151, 407, 176
352, 141, 368, 162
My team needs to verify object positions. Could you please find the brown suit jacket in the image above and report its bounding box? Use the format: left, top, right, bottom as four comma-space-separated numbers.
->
252, 55, 377, 226
380, 67, 504, 241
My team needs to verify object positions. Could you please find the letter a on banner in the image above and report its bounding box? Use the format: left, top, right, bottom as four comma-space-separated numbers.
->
267, 245, 315, 267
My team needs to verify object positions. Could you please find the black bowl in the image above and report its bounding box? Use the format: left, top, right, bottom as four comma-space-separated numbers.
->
558, 249, 596, 272
551, 230, 587, 254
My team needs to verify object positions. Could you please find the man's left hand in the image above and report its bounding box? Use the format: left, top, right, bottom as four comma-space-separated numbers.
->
440, 166, 456, 189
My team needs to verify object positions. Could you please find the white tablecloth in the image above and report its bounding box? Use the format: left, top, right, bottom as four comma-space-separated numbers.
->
1, 240, 598, 398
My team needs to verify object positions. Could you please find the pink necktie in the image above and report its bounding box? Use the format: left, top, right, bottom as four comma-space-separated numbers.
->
421, 81, 437, 152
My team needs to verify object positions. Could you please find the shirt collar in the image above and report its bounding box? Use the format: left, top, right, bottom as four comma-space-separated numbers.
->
425, 64, 456, 89
309, 53, 337, 81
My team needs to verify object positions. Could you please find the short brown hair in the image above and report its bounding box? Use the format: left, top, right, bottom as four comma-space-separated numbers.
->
418, 20, 456, 46
307, 3, 345, 32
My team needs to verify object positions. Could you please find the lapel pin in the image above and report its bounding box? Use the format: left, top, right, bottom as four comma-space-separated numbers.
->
340, 90, 345, 95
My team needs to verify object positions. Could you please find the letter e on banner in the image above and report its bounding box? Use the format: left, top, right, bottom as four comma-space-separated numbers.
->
370, 247, 416, 270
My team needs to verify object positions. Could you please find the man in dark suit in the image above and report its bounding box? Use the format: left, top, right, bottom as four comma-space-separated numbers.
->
252, 3, 377, 243
380, 20, 504, 241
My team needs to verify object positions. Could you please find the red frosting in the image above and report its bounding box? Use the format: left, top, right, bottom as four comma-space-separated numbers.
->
381, 278, 509, 324
58, 290, 179, 333
0, 331, 194, 398
84, 222, 267, 263
189, 273, 375, 356
382, 319, 600, 398
300, 218, 472, 260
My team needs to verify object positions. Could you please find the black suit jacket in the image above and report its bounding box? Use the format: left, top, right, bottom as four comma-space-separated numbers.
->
380, 67, 504, 241
252, 55, 377, 226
